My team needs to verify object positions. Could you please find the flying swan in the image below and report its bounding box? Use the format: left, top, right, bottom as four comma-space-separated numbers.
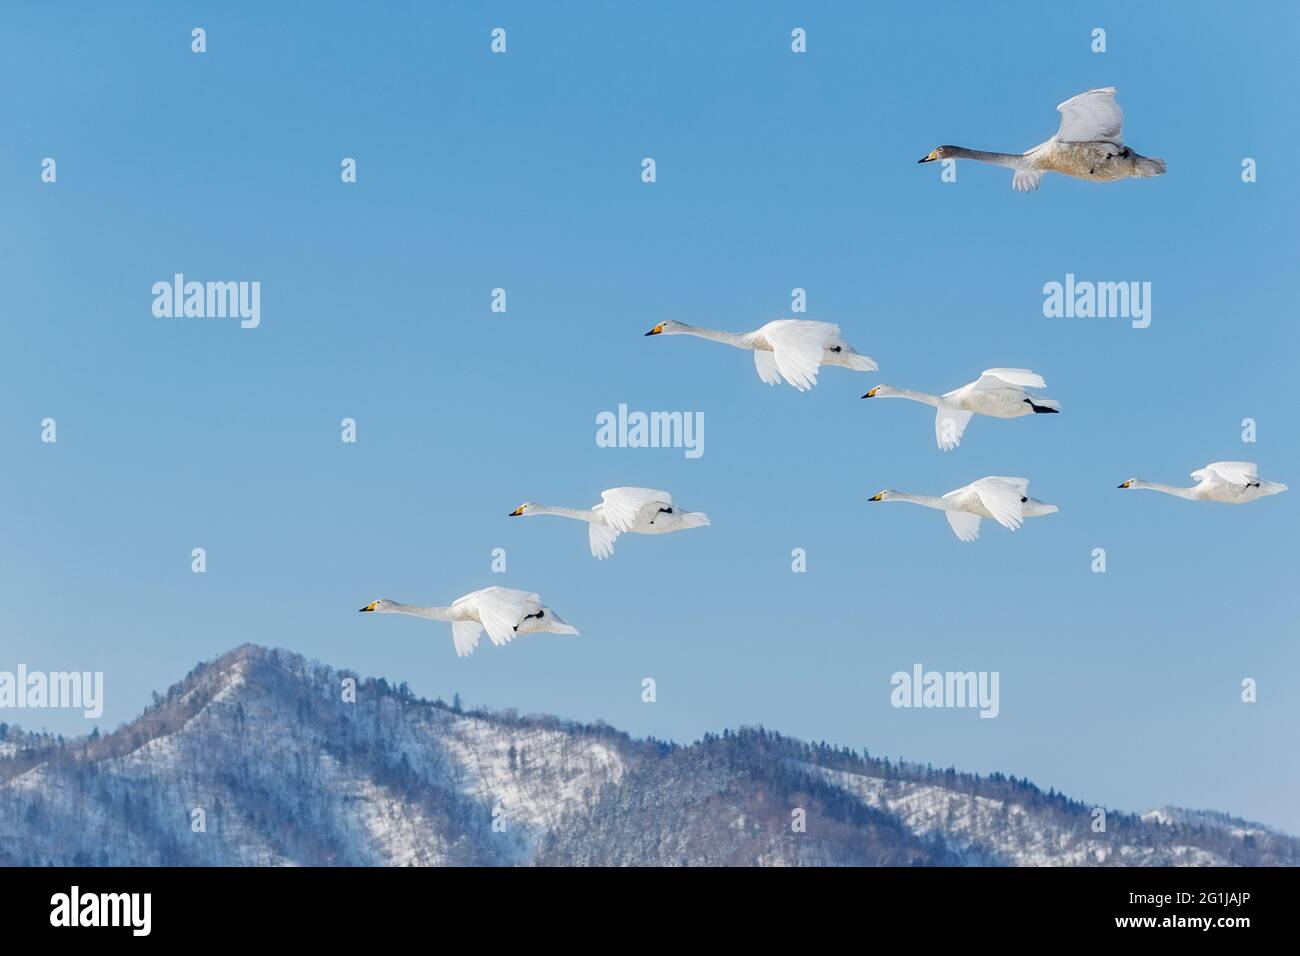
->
918, 87, 1166, 192
510, 486, 709, 560
358, 586, 578, 658
1118, 462, 1288, 504
863, 368, 1059, 451
644, 319, 877, 391
868, 476, 1058, 542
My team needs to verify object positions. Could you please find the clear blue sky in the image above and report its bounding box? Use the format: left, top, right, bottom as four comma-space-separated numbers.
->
2, 2, 1296, 832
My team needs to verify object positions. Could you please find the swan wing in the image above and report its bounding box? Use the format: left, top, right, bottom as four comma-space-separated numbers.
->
945, 510, 982, 542
970, 477, 1027, 531
601, 487, 673, 532
975, 368, 1047, 390
985, 475, 1031, 495
450, 621, 484, 658
467, 586, 540, 646
753, 348, 783, 386
1194, 461, 1258, 486
1055, 87, 1123, 143
588, 521, 619, 560
934, 407, 974, 451
763, 320, 838, 391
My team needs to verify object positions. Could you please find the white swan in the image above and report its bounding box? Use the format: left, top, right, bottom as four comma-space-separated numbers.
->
863, 368, 1059, 451
1118, 462, 1288, 504
358, 586, 578, 658
918, 87, 1166, 192
644, 319, 877, 391
510, 486, 709, 560
868, 476, 1058, 542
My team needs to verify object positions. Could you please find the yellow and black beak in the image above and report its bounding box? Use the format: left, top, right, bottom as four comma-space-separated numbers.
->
644, 323, 665, 336
508, 506, 524, 516
1117, 481, 1132, 489
918, 150, 940, 164
359, 602, 377, 613
863, 387, 879, 399
868, 493, 885, 502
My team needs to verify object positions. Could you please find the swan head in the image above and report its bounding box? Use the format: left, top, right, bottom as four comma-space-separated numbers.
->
862, 385, 896, 399
644, 320, 684, 336
358, 599, 395, 613
508, 502, 538, 516
1117, 479, 1139, 489
867, 490, 895, 502
918, 146, 954, 164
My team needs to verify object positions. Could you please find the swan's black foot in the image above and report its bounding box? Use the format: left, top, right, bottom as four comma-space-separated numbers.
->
830, 346, 842, 353
1024, 399, 1059, 414
1021, 496, 1028, 503
516, 610, 545, 631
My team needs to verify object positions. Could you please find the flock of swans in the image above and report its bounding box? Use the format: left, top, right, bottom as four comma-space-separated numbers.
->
358, 87, 1284, 657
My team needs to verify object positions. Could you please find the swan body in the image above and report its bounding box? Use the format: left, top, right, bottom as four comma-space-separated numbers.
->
869, 476, 1058, 542
1119, 462, 1288, 504
510, 486, 709, 560
918, 88, 1166, 192
359, 586, 578, 658
863, 368, 1059, 451
645, 318, 877, 391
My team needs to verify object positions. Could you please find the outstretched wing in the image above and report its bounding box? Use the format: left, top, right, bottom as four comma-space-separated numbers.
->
934, 407, 974, 451
753, 348, 783, 386
970, 477, 1028, 531
1194, 461, 1258, 486
588, 520, 620, 560
1055, 87, 1124, 143
763, 320, 838, 391
975, 368, 1047, 390
450, 621, 484, 658
600, 487, 673, 532
465, 587, 541, 646
945, 510, 982, 543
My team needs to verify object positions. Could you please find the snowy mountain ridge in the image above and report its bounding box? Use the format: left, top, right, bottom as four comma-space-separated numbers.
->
0, 645, 1293, 866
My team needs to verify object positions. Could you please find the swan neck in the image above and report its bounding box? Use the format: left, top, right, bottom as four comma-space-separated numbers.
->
949, 147, 1025, 168
1135, 481, 1196, 499
388, 603, 453, 621
883, 387, 942, 408
893, 493, 950, 510
531, 505, 596, 522
675, 323, 750, 349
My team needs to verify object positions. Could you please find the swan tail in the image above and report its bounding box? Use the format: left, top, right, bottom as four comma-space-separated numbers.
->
540, 608, 579, 636
840, 351, 879, 372
1023, 499, 1059, 517
1135, 156, 1166, 177
679, 511, 711, 529
1027, 397, 1061, 413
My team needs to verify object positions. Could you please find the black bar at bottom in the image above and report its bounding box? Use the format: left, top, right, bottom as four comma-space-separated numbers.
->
0, 865, 1287, 940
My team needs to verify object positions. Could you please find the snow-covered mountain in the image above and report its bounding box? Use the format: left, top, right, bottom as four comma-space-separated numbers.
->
0, 645, 1293, 866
